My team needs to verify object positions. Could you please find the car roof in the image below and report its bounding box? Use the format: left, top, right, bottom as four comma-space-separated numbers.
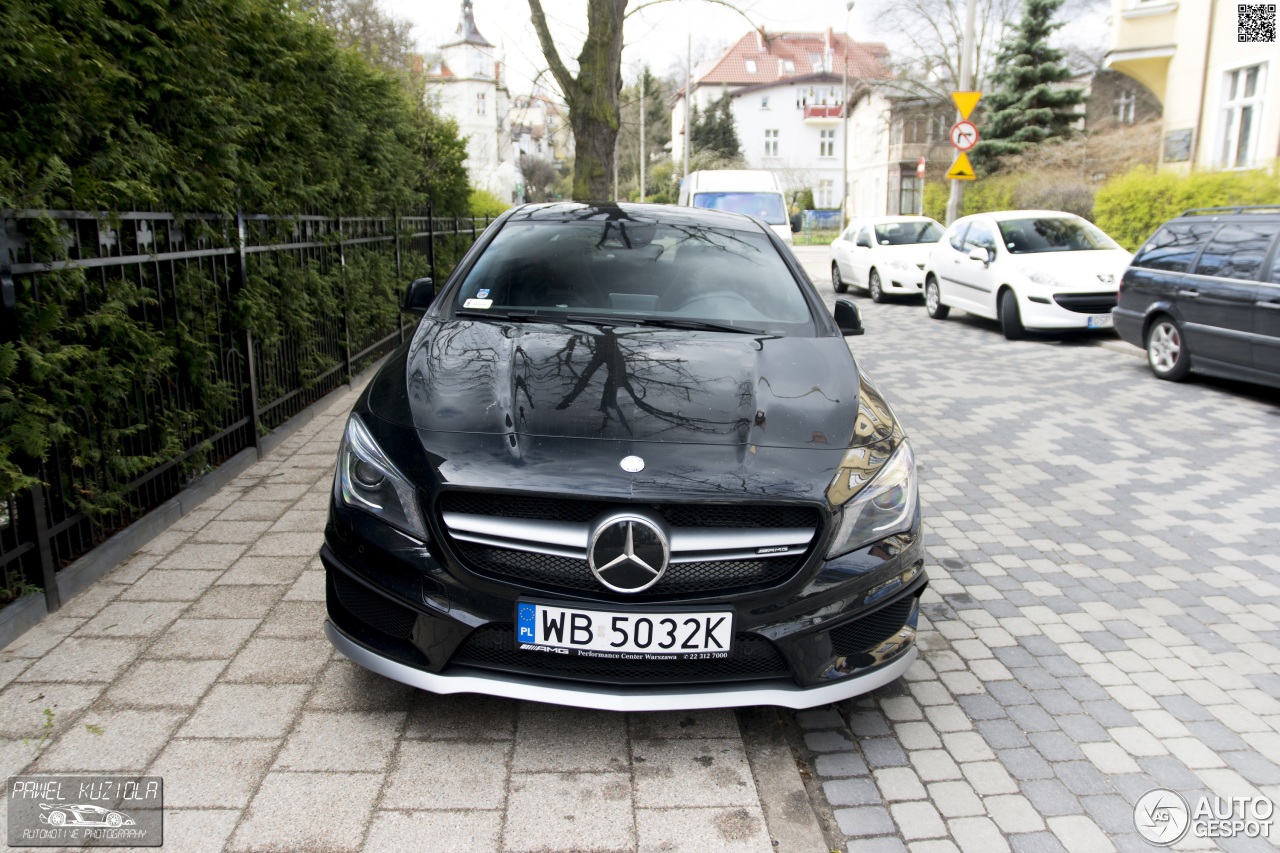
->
505, 201, 768, 233
855, 215, 940, 226
967, 210, 1084, 222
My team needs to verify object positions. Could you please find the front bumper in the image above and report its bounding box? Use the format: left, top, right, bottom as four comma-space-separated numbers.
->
1015, 289, 1117, 330
887, 267, 926, 291
326, 620, 917, 711
322, 499, 926, 710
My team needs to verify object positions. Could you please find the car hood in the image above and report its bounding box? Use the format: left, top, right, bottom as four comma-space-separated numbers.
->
1008, 249, 1133, 286
876, 244, 935, 264
366, 319, 865, 449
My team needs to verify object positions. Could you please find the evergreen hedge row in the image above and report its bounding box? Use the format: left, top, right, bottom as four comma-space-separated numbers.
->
0, 0, 470, 579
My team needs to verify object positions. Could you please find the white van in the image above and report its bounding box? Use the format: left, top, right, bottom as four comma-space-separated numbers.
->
678, 170, 794, 245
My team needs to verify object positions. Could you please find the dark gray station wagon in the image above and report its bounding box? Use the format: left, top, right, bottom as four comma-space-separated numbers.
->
1114, 206, 1280, 389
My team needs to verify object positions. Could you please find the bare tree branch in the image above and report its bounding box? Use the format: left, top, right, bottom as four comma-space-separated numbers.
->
528, 0, 576, 98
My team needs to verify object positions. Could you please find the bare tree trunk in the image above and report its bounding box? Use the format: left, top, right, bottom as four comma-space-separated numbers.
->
529, 0, 627, 200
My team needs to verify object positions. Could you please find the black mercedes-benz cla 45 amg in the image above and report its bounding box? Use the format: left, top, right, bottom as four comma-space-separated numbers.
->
322, 202, 926, 710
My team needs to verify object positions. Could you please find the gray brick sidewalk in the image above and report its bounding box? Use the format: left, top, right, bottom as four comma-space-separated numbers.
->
791, 246, 1280, 853
0, 386, 792, 852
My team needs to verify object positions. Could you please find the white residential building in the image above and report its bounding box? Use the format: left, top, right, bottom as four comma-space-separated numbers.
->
845, 84, 953, 219
426, 1, 519, 202
671, 29, 888, 208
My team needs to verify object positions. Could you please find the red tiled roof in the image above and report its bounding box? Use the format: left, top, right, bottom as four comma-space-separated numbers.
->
696, 29, 888, 87
427, 61, 456, 79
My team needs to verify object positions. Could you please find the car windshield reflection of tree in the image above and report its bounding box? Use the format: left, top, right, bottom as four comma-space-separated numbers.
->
445, 214, 813, 437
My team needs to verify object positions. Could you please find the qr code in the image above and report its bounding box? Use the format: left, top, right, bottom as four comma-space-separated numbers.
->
1238, 3, 1277, 42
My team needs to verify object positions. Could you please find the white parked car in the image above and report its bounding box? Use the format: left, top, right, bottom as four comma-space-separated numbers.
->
922, 210, 1133, 339
831, 216, 944, 302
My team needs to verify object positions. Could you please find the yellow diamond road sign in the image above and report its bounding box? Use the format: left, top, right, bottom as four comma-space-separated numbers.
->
946, 152, 976, 181
952, 91, 982, 121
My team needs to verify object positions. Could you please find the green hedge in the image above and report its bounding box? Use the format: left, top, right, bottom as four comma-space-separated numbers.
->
0, 0, 472, 596
0, 0, 468, 215
1094, 165, 1280, 251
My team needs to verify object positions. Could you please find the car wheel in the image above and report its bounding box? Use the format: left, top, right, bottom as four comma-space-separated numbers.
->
831, 262, 848, 294
107, 813, 124, 828
999, 289, 1026, 340
47, 812, 65, 827
869, 269, 885, 303
925, 277, 949, 319
1146, 316, 1191, 381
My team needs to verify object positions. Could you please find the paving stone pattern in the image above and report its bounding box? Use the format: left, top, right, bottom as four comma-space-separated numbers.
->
793, 246, 1280, 853
1, 245, 1277, 852
0, 388, 776, 852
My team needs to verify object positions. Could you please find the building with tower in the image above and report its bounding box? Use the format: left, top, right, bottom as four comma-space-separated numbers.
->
426, 1, 520, 202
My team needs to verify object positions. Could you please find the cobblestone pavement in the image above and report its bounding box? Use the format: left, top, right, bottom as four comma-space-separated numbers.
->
791, 245, 1280, 852
1, 245, 1277, 853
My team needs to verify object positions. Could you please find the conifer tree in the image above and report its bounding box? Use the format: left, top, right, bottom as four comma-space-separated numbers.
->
690, 88, 741, 161
970, 0, 1085, 169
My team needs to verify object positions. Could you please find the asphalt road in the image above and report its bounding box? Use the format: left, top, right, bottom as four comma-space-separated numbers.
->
0, 245, 1277, 852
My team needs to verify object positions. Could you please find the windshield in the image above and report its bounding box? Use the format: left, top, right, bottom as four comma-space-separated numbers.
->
691, 192, 788, 225
997, 217, 1121, 254
874, 221, 944, 245
452, 219, 813, 334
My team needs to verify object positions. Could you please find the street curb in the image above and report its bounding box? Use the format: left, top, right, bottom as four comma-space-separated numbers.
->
738, 706, 831, 852
0, 355, 387, 650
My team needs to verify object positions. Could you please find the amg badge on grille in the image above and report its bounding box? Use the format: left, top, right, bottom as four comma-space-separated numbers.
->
620, 455, 645, 473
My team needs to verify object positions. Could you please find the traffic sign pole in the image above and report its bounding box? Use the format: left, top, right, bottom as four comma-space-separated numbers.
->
946, 0, 978, 225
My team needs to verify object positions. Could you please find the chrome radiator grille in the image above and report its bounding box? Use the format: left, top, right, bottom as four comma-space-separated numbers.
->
437, 493, 820, 596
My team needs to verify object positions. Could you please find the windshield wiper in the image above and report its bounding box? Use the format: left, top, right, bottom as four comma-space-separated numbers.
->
454, 309, 568, 325
612, 316, 766, 335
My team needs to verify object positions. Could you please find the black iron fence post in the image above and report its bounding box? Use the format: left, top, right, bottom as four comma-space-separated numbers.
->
427, 204, 436, 283
394, 215, 404, 343
234, 210, 263, 460
337, 217, 352, 383
0, 218, 18, 345
26, 478, 60, 612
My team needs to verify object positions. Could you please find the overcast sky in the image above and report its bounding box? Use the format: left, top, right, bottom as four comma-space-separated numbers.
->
384, 0, 1110, 95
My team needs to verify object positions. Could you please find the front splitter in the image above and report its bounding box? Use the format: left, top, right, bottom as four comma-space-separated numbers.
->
325, 620, 918, 712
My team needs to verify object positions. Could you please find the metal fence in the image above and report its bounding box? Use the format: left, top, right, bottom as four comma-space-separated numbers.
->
0, 206, 487, 612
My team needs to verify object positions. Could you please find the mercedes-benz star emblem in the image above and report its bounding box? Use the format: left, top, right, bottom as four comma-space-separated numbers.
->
620, 455, 645, 473
588, 514, 669, 593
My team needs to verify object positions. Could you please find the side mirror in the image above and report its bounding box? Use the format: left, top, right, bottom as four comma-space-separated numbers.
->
967, 246, 991, 265
402, 277, 435, 314
856, 236, 872, 249
834, 299, 865, 336
790, 213, 802, 233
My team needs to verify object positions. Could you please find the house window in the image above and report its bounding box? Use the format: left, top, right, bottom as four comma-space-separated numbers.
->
817, 179, 834, 208
1219, 64, 1265, 168
745, 60, 757, 74
764, 129, 779, 157
476, 93, 486, 115
782, 60, 795, 74
900, 177, 922, 215
472, 48, 486, 77
761, 95, 769, 109
1116, 89, 1137, 124
819, 129, 835, 157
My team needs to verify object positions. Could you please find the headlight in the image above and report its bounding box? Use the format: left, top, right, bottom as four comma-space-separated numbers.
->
888, 258, 912, 271
827, 440, 918, 558
336, 414, 429, 540
1022, 267, 1065, 288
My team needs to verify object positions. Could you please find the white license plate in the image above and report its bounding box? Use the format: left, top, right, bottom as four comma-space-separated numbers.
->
1087, 314, 1114, 329
516, 602, 734, 659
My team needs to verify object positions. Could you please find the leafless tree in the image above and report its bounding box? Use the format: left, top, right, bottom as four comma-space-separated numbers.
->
520, 156, 560, 202
871, 0, 1020, 100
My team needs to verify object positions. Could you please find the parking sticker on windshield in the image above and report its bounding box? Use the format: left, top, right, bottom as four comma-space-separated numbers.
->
7, 775, 163, 847
463, 298, 493, 309
476, 289, 490, 298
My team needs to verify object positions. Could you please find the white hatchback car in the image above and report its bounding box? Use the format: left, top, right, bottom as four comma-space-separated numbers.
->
922, 210, 1133, 339
831, 216, 945, 302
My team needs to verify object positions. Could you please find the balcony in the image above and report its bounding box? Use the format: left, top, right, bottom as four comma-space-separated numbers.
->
1104, 1, 1180, 103
803, 105, 844, 123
